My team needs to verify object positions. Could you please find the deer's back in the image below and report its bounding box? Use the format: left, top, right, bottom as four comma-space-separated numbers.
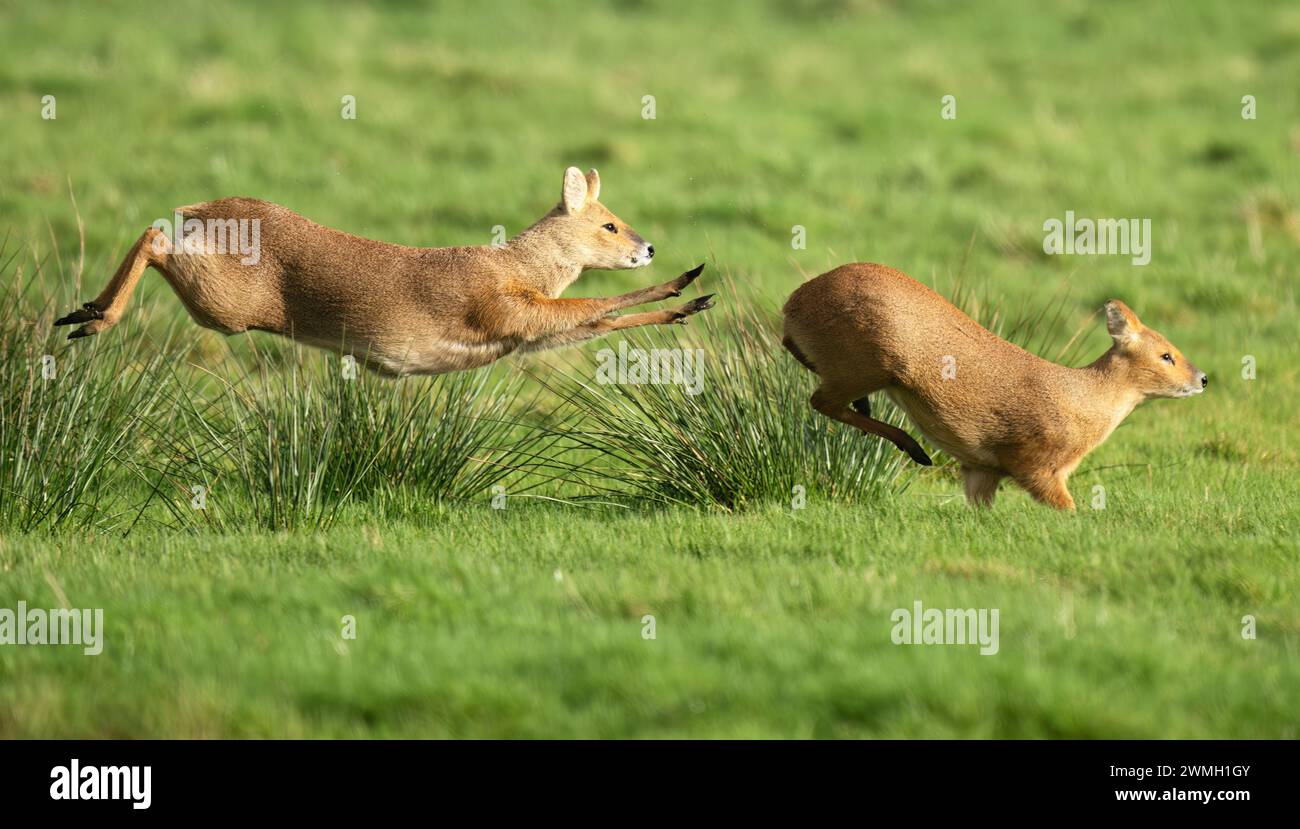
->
783, 263, 1020, 373
784, 263, 1076, 464
171, 198, 499, 350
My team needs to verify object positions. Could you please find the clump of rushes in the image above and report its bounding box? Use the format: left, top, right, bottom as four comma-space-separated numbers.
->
0, 241, 184, 533
531, 285, 911, 511
174, 340, 555, 531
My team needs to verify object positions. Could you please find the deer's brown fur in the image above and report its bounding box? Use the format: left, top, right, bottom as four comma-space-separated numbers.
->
56, 167, 714, 375
782, 263, 1207, 509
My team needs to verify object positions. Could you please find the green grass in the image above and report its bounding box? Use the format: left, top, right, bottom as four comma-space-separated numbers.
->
4, 498, 1297, 738
1, 0, 1298, 738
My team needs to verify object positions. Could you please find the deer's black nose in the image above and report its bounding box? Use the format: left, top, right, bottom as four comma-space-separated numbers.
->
1201, 374, 1208, 388
646, 245, 655, 259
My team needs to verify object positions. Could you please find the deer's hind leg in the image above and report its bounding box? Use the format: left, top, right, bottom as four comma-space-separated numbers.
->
56, 227, 170, 339
962, 466, 1003, 507
809, 382, 932, 466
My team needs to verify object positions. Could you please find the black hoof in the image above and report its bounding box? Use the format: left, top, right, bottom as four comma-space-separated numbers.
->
669, 263, 706, 296
54, 302, 103, 326
904, 444, 933, 466
671, 294, 716, 323
684, 293, 715, 313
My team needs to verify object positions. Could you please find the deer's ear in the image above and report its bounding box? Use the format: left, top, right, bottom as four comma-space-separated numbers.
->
584, 169, 601, 202
1104, 299, 1143, 344
561, 167, 588, 214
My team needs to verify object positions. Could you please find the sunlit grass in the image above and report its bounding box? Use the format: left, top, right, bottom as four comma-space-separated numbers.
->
0, 0, 1295, 738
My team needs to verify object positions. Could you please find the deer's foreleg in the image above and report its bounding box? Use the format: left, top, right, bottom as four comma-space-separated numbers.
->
496, 264, 707, 341
518, 295, 715, 353
1015, 471, 1076, 511
596, 263, 706, 315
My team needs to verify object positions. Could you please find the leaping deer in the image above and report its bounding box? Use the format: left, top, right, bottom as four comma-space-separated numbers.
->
56, 167, 714, 376
783, 263, 1207, 509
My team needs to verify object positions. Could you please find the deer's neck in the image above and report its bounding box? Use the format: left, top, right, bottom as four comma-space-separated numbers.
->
505, 216, 585, 296
1068, 349, 1145, 447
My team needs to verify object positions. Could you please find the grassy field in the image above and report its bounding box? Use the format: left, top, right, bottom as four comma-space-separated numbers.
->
1, 0, 1298, 738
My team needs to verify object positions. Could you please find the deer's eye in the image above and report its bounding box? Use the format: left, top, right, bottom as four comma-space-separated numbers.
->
1161, 353, 1175, 365
602, 223, 617, 233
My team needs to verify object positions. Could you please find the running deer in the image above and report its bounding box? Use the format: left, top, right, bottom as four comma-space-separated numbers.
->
782, 263, 1207, 509
55, 167, 714, 375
